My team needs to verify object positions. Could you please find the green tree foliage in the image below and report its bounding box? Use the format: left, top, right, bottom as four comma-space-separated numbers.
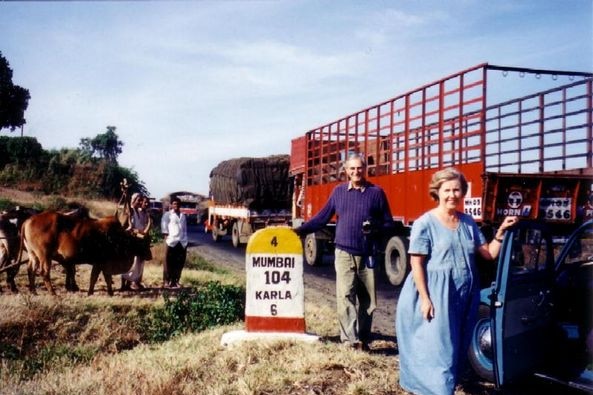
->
102, 162, 148, 199
6, 136, 43, 165
0, 52, 30, 131
0, 132, 147, 199
79, 126, 123, 163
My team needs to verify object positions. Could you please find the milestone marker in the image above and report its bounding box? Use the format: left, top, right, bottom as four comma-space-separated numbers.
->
220, 226, 318, 347
245, 226, 304, 332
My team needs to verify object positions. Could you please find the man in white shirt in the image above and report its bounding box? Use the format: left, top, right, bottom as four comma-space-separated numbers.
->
160, 197, 188, 288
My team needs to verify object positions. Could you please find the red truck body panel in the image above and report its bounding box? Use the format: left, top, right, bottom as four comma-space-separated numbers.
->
291, 64, 593, 230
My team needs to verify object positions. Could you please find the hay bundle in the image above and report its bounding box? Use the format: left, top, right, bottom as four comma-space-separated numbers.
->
209, 155, 291, 210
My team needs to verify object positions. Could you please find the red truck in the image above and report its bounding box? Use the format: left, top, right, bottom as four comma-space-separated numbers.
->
290, 63, 593, 286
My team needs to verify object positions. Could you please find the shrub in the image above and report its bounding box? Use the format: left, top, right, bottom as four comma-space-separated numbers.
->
143, 282, 245, 342
0, 197, 13, 211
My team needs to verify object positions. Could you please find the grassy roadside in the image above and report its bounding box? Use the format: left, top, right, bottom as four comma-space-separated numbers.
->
0, 190, 542, 395
0, 246, 404, 395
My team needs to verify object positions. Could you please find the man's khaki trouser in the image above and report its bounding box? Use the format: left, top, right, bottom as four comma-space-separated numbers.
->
334, 248, 377, 344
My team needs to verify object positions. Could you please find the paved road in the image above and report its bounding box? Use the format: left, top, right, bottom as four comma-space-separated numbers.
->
187, 224, 399, 341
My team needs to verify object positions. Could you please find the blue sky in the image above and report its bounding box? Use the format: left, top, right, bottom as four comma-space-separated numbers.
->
1, 0, 591, 198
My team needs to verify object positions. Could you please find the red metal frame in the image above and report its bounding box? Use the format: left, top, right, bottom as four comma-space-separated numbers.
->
290, 64, 593, 226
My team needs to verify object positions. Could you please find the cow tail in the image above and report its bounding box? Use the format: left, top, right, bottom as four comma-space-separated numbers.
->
15, 223, 26, 270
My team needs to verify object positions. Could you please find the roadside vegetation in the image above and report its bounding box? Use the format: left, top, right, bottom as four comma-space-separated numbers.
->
0, 193, 551, 395
0, 240, 402, 395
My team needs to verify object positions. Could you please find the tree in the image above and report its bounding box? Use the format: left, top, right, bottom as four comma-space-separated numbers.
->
7, 136, 43, 165
0, 52, 30, 131
79, 126, 124, 163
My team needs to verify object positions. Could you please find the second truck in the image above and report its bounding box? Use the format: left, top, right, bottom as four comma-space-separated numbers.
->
206, 155, 292, 247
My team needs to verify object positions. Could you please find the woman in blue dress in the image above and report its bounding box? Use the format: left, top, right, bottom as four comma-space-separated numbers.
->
395, 168, 518, 395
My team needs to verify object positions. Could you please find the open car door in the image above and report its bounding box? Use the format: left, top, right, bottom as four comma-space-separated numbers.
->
491, 221, 555, 387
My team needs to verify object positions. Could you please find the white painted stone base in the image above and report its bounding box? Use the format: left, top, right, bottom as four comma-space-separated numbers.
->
220, 330, 320, 348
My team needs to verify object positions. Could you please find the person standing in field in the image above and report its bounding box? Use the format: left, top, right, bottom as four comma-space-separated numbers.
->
160, 196, 188, 288
121, 193, 152, 291
395, 167, 518, 395
295, 153, 394, 350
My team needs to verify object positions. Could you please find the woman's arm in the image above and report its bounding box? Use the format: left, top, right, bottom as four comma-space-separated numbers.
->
142, 214, 152, 235
478, 216, 519, 260
410, 254, 434, 321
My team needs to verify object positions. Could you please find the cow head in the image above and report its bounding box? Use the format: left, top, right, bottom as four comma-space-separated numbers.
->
114, 179, 131, 228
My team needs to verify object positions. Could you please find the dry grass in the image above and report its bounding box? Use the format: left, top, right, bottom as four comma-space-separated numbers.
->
0, 190, 507, 395
0, 250, 506, 395
0, 242, 406, 395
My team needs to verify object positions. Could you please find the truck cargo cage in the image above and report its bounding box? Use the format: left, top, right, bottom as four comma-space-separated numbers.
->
290, 63, 593, 283
291, 63, 592, 227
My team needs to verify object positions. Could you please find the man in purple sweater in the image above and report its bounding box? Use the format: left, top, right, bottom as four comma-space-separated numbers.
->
295, 154, 394, 349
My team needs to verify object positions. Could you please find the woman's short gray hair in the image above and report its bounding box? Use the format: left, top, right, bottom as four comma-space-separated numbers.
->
428, 167, 468, 201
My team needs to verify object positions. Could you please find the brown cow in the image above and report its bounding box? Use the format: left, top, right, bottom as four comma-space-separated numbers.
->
18, 211, 140, 296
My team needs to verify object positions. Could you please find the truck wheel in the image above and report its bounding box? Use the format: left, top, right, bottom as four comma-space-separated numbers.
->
468, 317, 495, 382
384, 236, 408, 286
304, 233, 324, 266
231, 221, 240, 248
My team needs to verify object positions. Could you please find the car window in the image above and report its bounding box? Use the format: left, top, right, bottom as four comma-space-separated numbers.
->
509, 228, 550, 276
564, 224, 593, 266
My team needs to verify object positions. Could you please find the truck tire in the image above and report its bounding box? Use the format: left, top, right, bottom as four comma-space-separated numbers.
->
304, 233, 324, 266
231, 221, 240, 248
384, 236, 408, 286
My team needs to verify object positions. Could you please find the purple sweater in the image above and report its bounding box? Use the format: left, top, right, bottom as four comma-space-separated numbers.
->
298, 182, 394, 255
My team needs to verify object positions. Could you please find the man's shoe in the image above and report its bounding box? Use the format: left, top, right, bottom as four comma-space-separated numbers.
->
342, 341, 370, 351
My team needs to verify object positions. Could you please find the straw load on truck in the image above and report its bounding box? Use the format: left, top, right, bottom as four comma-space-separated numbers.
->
207, 155, 292, 247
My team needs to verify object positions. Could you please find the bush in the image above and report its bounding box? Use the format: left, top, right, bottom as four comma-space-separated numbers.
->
143, 282, 245, 342
0, 197, 13, 211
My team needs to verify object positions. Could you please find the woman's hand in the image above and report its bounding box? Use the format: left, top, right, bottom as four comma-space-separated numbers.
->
420, 297, 434, 321
496, 216, 519, 239
482, 216, 520, 260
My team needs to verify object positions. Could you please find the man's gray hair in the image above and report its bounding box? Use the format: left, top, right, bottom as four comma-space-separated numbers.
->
343, 153, 366, 169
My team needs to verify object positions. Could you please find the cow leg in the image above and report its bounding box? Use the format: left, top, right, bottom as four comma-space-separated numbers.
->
104, 273, 114, 296
42, 274, 56, 295
41, 263, 56, 296
27, 267, 36, 293
39, 254, 55, 296
27, 254, 38, 294
7, 267, 18, 293
88, 265, 101, 296
63, 264, 79, 292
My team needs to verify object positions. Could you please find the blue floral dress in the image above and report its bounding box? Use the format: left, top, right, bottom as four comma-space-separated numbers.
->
395, 211, 486, 395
